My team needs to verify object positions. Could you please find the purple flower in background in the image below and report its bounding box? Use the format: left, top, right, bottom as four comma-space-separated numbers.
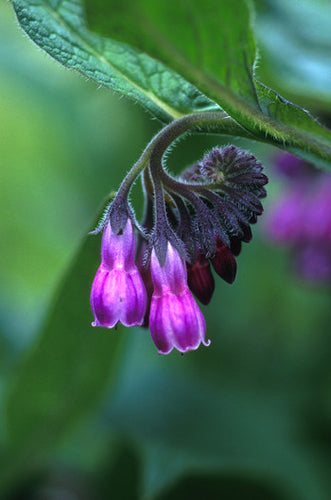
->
266, 185, 308, 243
91, 219, 147, 328
149, 243, 209, 355
265, 153, 331, 284
273, 151, 313, 179
295, 243, 331, 283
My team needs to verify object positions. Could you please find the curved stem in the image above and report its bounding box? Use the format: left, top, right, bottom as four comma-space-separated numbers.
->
93, 111, 245, 235
114, 111, 233, 204
142, 166, 154, 201
150, 169, 168, 229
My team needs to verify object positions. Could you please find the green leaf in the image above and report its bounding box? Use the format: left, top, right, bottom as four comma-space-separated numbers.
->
1, 233, 125, 493
12, 0, 219, 123
12, 0, 331, 169
84, 0, 331, 169
85, 0, 259, 109
255, 81, 331, 169
96, 441, 141, 500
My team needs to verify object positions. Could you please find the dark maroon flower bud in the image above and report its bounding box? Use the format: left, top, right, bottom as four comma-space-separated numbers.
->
211, 239, 237, 284
187, 251, 215, 305
230, 237, 242, 256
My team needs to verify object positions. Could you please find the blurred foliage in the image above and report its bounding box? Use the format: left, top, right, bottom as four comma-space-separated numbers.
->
255, 0, 331, 111
0, 1, 331, 499
0, 1, 155, 347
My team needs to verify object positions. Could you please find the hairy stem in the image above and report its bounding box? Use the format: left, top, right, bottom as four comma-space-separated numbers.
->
114, 111, 232, 203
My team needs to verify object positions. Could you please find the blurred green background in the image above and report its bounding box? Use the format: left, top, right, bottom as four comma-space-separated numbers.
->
0, 1, 330, 499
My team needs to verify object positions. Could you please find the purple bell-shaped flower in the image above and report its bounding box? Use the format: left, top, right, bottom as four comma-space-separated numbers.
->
149, 243, 210, 355
91, 219, 147, 328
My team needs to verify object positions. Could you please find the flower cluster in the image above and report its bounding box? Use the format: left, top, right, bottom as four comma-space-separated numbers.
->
90, 115, 268, 355
264, 153, 331, 284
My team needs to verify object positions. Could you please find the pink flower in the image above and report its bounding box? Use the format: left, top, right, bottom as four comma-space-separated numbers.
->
149, 243, 209, 355
91, 219, 147, 328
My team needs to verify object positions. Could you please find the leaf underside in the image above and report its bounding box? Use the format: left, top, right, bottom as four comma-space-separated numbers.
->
13, 0, 220, 123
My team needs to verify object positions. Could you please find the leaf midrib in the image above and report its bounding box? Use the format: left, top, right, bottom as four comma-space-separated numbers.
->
40, 0, 187, 120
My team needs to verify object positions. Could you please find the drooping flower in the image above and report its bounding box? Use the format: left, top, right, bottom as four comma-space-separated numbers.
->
149, 242, 209, 355
91, 219, 147, 328
90, 142, 268, 354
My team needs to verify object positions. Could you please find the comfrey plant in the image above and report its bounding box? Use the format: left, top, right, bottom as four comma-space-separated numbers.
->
90, 113, 268, 354
11, 1, 331, 354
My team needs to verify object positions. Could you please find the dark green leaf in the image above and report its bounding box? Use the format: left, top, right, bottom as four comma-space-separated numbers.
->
84, 0, 331, 169
12, 0, 331, 169
255, 81, 331, 170
156, 473, 285, 500
96, 441, 141, 500
12, 0, 219, 122
86, 0, 259, 108
1, 232, 125, 492
108, 369, 331, 500
256, 82, 331, 142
